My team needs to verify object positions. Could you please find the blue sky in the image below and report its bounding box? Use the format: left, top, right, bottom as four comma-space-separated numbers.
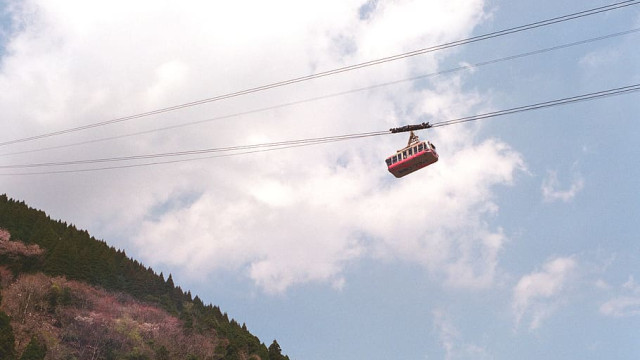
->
1, 0, 639, 359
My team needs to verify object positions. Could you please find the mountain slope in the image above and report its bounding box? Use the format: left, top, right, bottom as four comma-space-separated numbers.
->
0, 194, 287, 360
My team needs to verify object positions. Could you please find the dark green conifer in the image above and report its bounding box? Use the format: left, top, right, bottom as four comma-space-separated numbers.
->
0, 311, 16, 360
19, 336, 47, 360
268, 340, 285, 360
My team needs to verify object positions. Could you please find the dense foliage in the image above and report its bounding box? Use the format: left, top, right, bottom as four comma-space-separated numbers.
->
0, 310, 16, 359
0, 194, 286, 360
19, 336, 47, 360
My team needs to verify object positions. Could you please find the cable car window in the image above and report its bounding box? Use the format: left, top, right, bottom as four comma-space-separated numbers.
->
408, 148, 413, 156
413, 146, 418, 153
403, 151, 407, 159
386, 158, 392, 166
393, 155, 398, 163
418, 143, 424, 151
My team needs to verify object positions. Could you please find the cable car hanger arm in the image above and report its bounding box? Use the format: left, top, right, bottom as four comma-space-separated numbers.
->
389, 122, 432, 133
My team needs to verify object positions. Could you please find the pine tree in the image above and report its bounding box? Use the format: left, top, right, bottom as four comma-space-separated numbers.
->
268, 340, 284, 360
0, 311, 16, 360
19, 336, 47, 360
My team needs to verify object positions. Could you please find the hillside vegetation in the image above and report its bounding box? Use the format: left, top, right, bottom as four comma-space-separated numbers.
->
0, 194, 289, 360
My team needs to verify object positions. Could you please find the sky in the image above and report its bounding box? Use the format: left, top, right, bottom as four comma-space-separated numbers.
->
0, 0, 639, 359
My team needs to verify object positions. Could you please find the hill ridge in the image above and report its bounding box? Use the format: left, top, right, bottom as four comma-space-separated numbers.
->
0, 194, 288, 360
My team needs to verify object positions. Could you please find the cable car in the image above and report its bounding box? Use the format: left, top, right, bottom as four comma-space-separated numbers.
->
385, 131, 438, 178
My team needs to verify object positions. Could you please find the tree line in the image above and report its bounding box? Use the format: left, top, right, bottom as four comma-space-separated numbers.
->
0, 194, 289, 360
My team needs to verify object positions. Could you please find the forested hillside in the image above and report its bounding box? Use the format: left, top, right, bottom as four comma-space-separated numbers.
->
0, 194, 289, 360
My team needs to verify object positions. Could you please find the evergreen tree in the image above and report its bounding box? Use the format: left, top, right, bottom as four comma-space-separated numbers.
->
19, 336, 47, 360
268, 340, 284, 360
0, 311, 16, 360
155, 345, 169, 360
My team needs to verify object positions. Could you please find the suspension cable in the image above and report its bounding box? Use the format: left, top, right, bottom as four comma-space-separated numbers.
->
1, 83, 638, 176
1, 0, 638, 148
429, 84, 640, 128
3, 27, 638, 158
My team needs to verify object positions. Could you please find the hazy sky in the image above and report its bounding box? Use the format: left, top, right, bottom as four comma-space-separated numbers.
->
1, 0, 639, 359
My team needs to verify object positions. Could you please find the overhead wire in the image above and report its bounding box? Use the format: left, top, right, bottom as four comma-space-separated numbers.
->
0, 131, 388, 170
429, 84, 640, 128
2, 83, 638, 176
3, 26, 639, 158
1, 0, 638, 148
0, 137, 384, 176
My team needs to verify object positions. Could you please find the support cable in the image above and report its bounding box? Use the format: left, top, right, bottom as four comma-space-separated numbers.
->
1, 0, 638, 148
1, 83, 638, 175
3, 27, 638, 158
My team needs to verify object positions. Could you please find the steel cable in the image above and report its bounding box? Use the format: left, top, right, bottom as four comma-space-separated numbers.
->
1, 0, 638, 148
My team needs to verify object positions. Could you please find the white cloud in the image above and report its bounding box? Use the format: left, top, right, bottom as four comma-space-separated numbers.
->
579, 50, 621, 69
600, 275, 640, 317
512, 256, 577, 330
0, 0, 532, 294
541, 170, 584, 203
600, 297, 640, 317
433, 309, 492, 360
134, 129, 522, 293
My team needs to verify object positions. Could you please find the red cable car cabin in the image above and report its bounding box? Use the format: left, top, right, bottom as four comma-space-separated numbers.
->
385, 131, 438, 178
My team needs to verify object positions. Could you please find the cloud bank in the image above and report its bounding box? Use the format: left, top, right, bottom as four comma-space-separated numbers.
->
0, 0, 531, 293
